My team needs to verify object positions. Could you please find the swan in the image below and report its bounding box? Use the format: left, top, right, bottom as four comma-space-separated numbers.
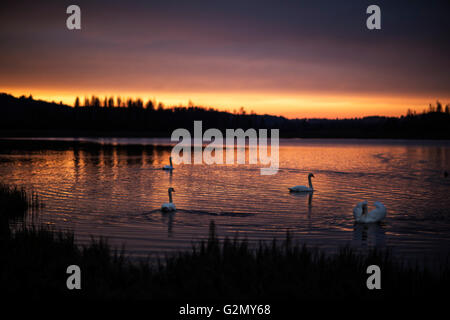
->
353, 200, 386, 223
289, 173, 315, 192
161, 187, 176, 212
162, 156, 174, 170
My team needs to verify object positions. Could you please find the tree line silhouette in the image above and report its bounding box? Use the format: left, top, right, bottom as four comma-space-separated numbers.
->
0, 93, 449, 139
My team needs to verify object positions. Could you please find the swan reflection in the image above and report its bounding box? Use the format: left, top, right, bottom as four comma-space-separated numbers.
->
161, 211, 175, 237
352, 223, 386, 248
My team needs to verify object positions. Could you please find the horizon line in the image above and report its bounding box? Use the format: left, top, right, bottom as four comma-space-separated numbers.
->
2, 91, 449, 121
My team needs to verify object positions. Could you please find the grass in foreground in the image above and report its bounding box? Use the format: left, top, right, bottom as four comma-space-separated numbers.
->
0, 183, 41, 221
1, 221, 448, 300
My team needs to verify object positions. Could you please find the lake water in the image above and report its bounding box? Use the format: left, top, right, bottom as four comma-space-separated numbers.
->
1, 138, 449, 264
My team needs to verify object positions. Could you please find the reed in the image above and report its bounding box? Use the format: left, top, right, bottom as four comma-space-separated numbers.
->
1, 183, 27, 218
1, 221, 448, 300
0, 183, 42, 221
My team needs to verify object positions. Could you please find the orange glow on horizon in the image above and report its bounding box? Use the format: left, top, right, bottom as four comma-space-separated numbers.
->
3, 87, 447, 119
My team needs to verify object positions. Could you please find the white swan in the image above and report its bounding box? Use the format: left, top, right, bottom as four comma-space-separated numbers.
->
161, 187, 176, 212
289, 173, 315, 192
353, 200, 386, 223
162, 156, 174, 170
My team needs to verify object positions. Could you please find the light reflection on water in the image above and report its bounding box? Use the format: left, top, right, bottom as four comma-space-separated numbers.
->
1, 138, 449, 262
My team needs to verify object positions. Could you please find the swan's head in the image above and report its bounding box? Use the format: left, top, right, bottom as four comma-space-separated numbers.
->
308, 173, 315, 178
357, 200, 368, 209
168, 187, 175, 193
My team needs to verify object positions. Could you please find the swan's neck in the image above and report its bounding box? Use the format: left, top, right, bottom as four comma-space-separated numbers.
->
169, 157, 173, 167
362, 204, 368, 216
168, 190, 173, 203
308, 176, 313, 189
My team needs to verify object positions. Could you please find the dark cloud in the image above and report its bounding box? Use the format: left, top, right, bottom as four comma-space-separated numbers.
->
0, 0, 449, 97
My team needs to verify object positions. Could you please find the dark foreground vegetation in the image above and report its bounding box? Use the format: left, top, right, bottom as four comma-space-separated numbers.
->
0, 183, 41, 221
1, 183, 448, 300
1, 93, 450, 139
1, 216, 448, 300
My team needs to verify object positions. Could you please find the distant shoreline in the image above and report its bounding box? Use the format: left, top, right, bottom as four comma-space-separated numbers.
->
2, 131, 450, 141
1, 93, 450, 140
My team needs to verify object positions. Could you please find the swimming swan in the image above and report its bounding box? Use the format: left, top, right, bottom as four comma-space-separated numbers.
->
161, 187, 176, 212
353, 201, 386, 223
162, 157, 174, 170
289, 173, 315, 192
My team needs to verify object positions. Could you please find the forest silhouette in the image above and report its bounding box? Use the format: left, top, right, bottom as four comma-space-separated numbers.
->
0, 93, 449, 139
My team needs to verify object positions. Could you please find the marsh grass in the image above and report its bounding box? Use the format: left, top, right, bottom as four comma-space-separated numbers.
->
0, 183, 42, 220
1, 221, 448, 300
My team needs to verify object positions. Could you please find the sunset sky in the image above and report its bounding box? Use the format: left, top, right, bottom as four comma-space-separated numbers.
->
0, 0, 449, 118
